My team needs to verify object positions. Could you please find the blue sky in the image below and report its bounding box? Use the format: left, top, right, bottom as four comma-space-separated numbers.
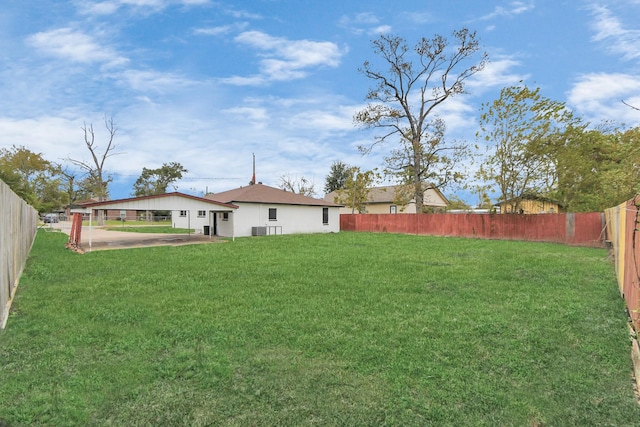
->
1, 0, 639, 204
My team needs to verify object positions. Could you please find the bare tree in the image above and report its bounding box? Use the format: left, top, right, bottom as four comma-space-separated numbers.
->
67, 115, 119, 203
66, 115, 119, 225
355, 30, 487, 213
279, 174, 317, 197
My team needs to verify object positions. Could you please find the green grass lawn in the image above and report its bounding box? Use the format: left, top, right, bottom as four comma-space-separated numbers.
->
1, 231, 638, 426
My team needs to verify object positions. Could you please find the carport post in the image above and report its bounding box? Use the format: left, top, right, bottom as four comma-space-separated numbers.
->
70, 207, 92, 251
89, 209, 92, 252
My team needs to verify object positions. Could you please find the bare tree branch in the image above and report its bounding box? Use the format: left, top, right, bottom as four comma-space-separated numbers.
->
622, 99, 640, 112
66, 115, 120, 205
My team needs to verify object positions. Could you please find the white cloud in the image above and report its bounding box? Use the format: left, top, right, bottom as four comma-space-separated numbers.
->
466, 56, 528, 92
26, 28, 128, 68
399, 12, 434, 25
339, 12, 379, 26
193, 22, 248, 36
115, 69, 197, 93
478, 1, 535, 21
75, 0, 209, 15
338, 12, 390, 35
221, 106, 269, 126
75, 1, 121, 15
569, 73, 640, 104
287, 107, 356, 133
371, 25, 392, 35
568, 72, 640, 125
228, 31, 344, 84
0, 115, 95, 164
224, 7, 262, 20
219, 75, 267, 86
589, 4, 640, 61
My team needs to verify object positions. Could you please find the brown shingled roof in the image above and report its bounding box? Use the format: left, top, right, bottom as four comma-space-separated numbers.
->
82, 192, 238, 209
206, 183, 341, 207
325, 184, 448, 206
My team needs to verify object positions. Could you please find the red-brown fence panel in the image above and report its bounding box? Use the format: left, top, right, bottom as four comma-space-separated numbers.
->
340, 212, 605, 247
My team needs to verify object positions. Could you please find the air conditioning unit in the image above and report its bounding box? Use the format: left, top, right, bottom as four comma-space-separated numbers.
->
252, 226, 267, 236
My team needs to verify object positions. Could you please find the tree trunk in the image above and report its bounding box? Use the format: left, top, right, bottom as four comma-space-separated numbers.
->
413, 141, 424, 213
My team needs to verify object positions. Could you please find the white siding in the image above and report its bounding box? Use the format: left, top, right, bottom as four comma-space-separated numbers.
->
231, 203, 340, 237
86, 194, 340, 238
215, 211, 234, 237
172, 210, 210, 233
96, 195, 219, 211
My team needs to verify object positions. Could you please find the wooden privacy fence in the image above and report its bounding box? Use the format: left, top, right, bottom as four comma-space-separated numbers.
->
604, 196, 640, 395
341, 212, 606, 247
0, 180, 39, 329
604, 197, 640, 331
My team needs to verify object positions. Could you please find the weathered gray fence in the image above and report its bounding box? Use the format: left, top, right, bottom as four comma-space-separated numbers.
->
1, 179, 38, 329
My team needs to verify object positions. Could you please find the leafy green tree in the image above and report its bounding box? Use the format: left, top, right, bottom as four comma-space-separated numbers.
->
324, 161, 351, 193
333, 167, 380, 213
133, 162, 188, 196
58, 167, 95, 205
550, 124, 640, 211
445, 196, 471, 211
34, 175, 69, 214
355, 30, 487, 213
476, 85, 572, 213
0, 145, 68, 211
0, 164, 29, 201
383, 119, 470, 209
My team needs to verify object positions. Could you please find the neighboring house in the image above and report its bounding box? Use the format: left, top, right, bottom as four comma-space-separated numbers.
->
67, 198, 139, 221
496, 196, 564, 214
325, 184, 448, 214
206, 183, 341, 237
82, 192, 238, 236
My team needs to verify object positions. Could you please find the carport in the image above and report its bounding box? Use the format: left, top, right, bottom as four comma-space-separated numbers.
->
82, 192, 239, 243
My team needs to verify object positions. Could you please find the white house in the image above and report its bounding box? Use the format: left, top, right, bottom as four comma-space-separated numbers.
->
206, 183, 341, 237
83, 184, 341, 238
83, 192, 238, 237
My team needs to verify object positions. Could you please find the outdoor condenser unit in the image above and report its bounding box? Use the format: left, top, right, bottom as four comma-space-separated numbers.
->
252, 226, 267, 236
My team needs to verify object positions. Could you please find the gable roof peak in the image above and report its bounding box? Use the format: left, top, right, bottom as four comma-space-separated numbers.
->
207, 183, 340, 207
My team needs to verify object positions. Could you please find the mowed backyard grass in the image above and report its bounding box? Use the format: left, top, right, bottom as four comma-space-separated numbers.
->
1, 231, 639, 426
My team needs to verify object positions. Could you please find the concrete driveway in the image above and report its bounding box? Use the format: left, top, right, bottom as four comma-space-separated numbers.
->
47, 221, 218, 251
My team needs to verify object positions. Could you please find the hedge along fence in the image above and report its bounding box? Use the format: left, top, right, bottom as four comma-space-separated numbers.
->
0, 179, 38, 329
341, 212, 606, 247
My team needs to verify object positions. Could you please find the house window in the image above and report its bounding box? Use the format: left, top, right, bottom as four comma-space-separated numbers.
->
197, 210, 206, 218
222, 212, 229, 221
322, 207, 329, 225
390, 205, 397, 214
179, 210, 187, 217
268, 208, 277, 221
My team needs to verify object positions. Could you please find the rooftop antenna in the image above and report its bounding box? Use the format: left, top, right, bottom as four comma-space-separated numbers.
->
250, 153, 256, 185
